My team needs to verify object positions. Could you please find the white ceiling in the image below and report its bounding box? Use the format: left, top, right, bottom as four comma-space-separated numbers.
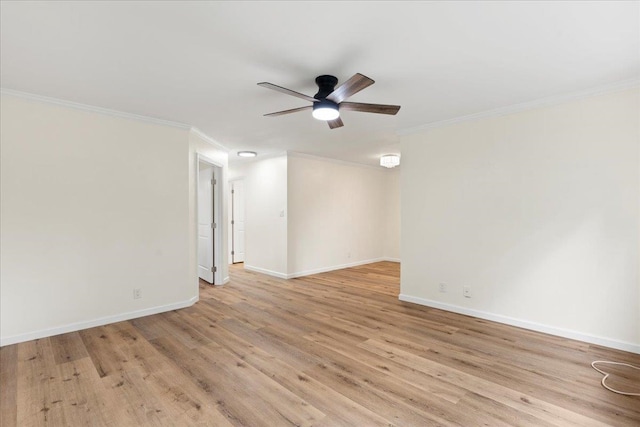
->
1, 1, 638, 166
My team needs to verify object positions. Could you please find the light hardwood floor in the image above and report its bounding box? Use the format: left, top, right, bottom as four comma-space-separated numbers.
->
1, 262, 639, 426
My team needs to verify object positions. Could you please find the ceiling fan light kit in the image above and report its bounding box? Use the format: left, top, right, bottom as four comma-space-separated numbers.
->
312, 99, 339, 120
380, 154, 400, 168
258, 73, 400, 129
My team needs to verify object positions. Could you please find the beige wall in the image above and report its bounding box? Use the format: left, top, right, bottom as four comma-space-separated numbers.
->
228, 153, 401, 278
230, 155, 289, 277
287, 154, 390, 276
0, 94, 229, 346
400, 88, 640, 352
384, 168, 401, 261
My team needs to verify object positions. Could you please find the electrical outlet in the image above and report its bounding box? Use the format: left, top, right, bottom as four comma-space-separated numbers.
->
133, 288, 142, 300
439, 283, 447, 293
463, 286, 471, 298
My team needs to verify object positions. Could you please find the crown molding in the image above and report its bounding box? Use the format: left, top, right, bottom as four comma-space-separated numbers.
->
286, 151, 387, 171
190, 127, 229, 152
1, 88, 192, 130
2, 88, 226, 150
398, 78, 640, 136
229, 150, 397, 171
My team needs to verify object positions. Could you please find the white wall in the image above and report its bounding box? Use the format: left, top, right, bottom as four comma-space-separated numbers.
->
0, 94, 198, 345
400, 88, 639, 352
287, 154, 390, 276
229, 155, 288, 277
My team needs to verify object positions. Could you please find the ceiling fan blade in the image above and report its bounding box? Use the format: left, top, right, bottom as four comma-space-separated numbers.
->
258, 82, 318, 103
326, 73, 374, 103
327, 117, 344, 129
339, 102, 401, 115
264, 105, 312, 117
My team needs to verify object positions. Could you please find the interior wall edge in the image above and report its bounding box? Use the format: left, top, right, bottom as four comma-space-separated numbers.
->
398, 293, 640, 354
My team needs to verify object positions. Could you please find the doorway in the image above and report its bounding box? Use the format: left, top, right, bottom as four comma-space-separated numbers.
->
197, 155, 223, 285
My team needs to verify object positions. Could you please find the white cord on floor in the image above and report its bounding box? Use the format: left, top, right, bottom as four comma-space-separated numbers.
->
591, 361, 640, 396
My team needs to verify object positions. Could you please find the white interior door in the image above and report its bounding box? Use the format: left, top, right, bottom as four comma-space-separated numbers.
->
232, 180, 245, 263
198, 164, 214, 283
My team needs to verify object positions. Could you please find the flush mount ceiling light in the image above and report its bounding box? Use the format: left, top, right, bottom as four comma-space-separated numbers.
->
237, 151, 257, 158
312, 99, 340, 121
380, 154, 400, 168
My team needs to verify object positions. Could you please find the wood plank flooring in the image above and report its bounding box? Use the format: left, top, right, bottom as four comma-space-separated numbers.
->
1, 261, 639, 426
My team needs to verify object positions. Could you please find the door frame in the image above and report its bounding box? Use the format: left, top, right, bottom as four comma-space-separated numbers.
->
196, 154, 223, 285
229, 178, 245, 264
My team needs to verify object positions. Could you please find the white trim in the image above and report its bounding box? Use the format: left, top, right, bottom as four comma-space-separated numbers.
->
196, 154, 224, 286
398, 294, 640, 355
190, 127, 229, 152
287, 257, 388, 279
244, 264, 289, 279
1, 88, 191, 130
230, 151, 394, 170
382, 257, 401, 263
246, 258, 396, 280
196, 153, 224, 170
223, 276, 230, 284
0, 296, 198, 347
287, 151, 384, 171
1, 89, 234, 153
398, 78, 640, 136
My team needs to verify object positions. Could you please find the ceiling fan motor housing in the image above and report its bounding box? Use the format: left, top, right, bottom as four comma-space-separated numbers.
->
313, 99, 339, 112
314, 75, 338, 100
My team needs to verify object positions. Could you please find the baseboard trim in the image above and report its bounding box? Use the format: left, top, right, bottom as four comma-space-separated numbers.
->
0, 296, 198, 347
287, 257, 388, 279
398, 294, 640, 355
245, 258, 396, 280
243, 264, 289, 279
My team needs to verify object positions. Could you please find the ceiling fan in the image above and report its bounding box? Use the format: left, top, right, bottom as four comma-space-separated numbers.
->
257, 73, 401, 129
